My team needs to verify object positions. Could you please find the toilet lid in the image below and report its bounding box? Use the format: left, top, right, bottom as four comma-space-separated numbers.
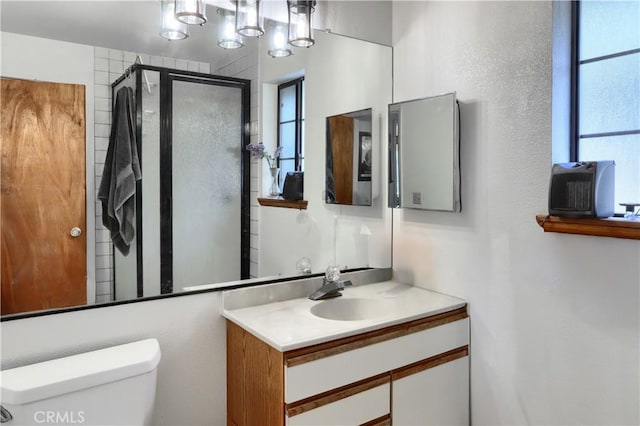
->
0, 338, 160, 405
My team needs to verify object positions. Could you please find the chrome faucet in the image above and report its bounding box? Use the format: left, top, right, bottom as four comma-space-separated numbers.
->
308, 266, 352, 301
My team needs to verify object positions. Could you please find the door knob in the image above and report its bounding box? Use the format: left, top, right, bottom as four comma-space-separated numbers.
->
70, 227, 82, 238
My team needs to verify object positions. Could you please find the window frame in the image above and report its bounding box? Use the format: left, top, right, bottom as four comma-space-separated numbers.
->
277, 77, 305, 177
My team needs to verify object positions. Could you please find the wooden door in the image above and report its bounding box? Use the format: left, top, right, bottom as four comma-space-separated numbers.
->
328, 115, 354, 204
1, 78, 86, 315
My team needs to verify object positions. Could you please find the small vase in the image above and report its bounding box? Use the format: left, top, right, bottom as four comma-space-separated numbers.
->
269, 167, 280, 197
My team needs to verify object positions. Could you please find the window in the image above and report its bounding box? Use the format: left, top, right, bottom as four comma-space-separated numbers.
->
277, 78, 305, 191
572, 0, 640, 214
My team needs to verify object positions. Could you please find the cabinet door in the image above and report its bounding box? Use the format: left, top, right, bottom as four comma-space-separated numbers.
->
392, 356, 469, 426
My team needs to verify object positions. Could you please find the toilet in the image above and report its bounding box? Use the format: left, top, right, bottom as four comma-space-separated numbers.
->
0, 338, 161, 426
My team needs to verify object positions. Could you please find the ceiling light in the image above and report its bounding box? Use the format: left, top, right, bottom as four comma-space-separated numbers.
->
160, 0, 189, 40
267, 20, 292, 58
235, 0, 264, 37
217, 9, 244, 49
288, 0, 316, 48
175, 0, 207, 25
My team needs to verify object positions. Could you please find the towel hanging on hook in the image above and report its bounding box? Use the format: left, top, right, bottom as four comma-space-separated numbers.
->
97, 86, 141, 256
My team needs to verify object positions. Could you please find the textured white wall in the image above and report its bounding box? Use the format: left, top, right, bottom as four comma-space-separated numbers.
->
314, 0, 393, 46
392, 2, 639, 425
1, 293, 227, 426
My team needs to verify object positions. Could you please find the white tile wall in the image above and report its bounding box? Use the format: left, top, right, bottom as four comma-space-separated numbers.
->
123, 51, 138, 64
95, 57, 109, 72
94, 71, 109, 85
93, 47, 113, 301
95, 47, 109, 58
188, 61, 200, 72
95, 137, 109, 151
95, 97, 110, 112
95, 294, 112, 304
95, 255, 112, 270
176, 59, 188, 71
162, 57, 176, 69
94, 123, 110, 138
150, 55, 163, 67
93, 47, 215, 300
94, 110, 110, 124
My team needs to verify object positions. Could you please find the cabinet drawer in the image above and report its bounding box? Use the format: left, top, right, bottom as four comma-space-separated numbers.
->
285, 318, 468, 402
286, 378, 390, 426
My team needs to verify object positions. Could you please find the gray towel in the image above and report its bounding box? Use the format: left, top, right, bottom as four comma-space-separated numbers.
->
97, 86, 141, 256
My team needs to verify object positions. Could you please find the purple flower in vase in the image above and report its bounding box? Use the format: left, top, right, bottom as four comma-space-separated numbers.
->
246, 143, 282, 169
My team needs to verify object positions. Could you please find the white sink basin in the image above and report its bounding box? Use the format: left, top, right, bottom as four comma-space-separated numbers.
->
223, 280, 468, 350
310, 297, 392, 321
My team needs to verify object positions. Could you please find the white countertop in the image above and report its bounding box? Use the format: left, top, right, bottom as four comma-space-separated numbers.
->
222, 280, 466, 351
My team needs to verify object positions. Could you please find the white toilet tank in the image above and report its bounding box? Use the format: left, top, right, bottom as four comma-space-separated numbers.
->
0, 338, 161, 426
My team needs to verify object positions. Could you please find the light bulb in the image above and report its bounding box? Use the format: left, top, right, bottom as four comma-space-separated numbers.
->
160, 0, 189, 40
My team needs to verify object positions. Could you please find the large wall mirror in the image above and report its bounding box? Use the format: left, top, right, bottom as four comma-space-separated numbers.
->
326, 108, 373, 206
389, 93, 461, 212
0, 2, 392, 318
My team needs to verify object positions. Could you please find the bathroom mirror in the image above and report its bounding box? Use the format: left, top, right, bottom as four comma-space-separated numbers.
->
389, 93, 461, 212
326, 108, 373, 206
0, 2, 393, 318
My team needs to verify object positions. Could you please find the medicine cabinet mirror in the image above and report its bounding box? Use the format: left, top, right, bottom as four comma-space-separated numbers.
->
326, 108, 373, 206
388, 93, 461, 212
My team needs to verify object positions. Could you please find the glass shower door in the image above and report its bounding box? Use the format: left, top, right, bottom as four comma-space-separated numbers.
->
170, 78, 243, 291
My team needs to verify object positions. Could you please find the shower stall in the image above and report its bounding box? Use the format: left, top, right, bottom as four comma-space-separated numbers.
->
109, 64, 250, 299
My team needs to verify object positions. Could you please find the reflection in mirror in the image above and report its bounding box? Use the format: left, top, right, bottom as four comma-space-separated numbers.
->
389, 93, 461, 212
110, 66, 249, 301
1, 77, 87, 315
258, 30, 392, 281
326, 108, 373, 206
0, 2, 392, 318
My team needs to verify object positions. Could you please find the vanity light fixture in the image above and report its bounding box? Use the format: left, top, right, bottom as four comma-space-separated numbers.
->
234, 0, 264, 37
287, 0, 316, 48
267, 20, 292, 58
159, 0, 318, 57
175, 0, 207, 25
217, 9, 244, 49
160, 0, 189, 40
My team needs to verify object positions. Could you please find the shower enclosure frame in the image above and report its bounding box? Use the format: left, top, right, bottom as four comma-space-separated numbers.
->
111, 64, 251, 297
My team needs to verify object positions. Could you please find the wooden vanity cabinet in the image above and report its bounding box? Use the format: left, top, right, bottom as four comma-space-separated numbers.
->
227, 306, 469, 426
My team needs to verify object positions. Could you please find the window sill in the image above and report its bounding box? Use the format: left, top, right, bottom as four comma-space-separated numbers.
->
535, 215, 640, 240
257, 198, 308, 210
